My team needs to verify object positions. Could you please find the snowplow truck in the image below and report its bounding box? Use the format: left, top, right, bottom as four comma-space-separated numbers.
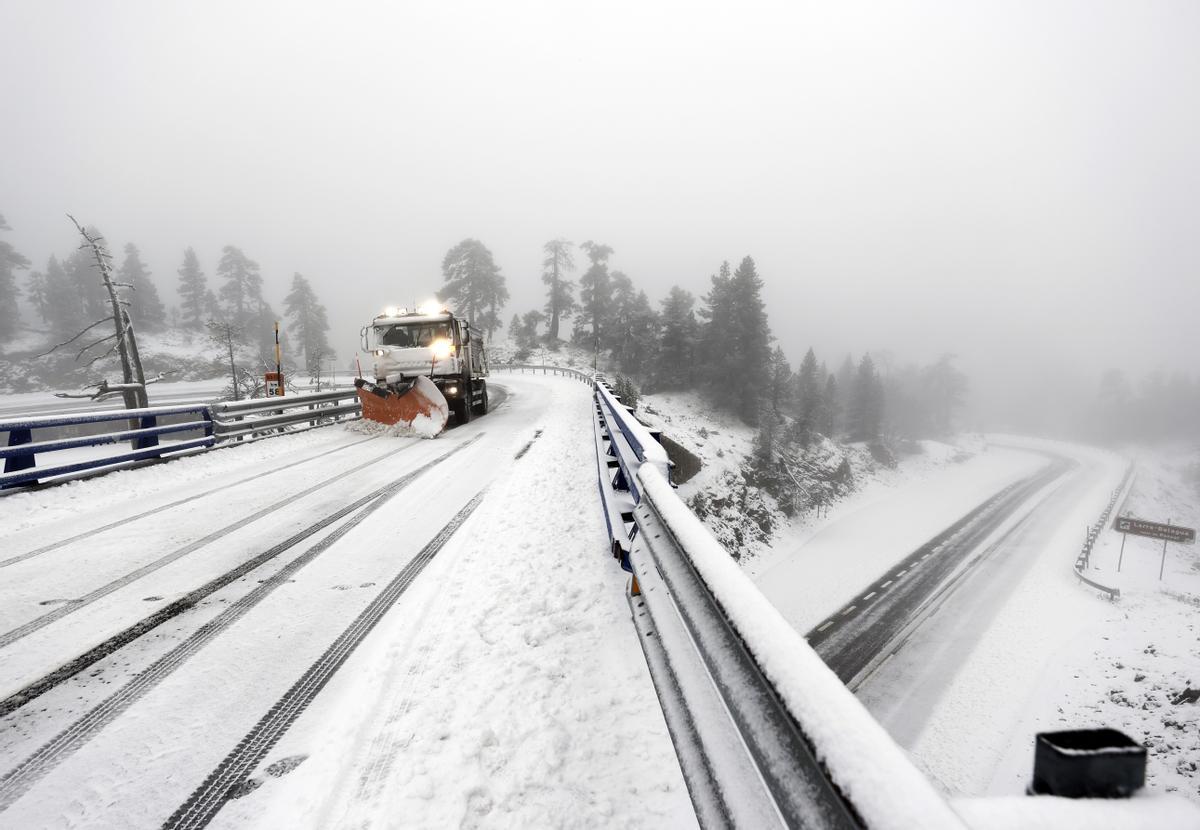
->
355, 305, 490, 433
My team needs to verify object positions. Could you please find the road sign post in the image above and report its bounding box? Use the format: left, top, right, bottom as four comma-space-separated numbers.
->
1112, 516, 1195, 581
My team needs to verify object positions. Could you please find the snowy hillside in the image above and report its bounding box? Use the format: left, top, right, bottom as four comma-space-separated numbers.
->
0, 329, 232, 395
637, 387, 981, 564
0, 327, 340, 398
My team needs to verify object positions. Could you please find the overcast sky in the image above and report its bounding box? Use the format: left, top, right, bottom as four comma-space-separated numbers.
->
2, 1, 1197, 424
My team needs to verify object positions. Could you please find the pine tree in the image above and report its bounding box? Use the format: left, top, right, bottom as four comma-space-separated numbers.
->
820, 374, 840, 436
921, 354, 967, 436
795, 347, 821, 445
0, 213, 30, 343
696, 261, 735, 399
696, 256, 773, 424
605, 273, 658, 377
541, 238, 576, 345
849, 353, 885, 441
283, 272, 333, 373
204, 289, 220, 321
625, 290, 659, 378
728, 256, 773, 425
118, 243, 167, 331
768, 346, 793, 418
440, 238, 507, 338
513, 310, 546, 354
25, 269, 50, 325
43, 254, 87, 340
177, 247, 208, 330
216, 245, 265, 330
63, 228, 109, 325
655, 286, 697, 391
576, 241, 613, 356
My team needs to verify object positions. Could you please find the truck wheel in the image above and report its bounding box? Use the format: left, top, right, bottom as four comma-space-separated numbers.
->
456, 380, 473, 424
472, 380, 489, 415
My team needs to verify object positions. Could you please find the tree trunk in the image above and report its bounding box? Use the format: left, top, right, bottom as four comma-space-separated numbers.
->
227, 336, 240, 402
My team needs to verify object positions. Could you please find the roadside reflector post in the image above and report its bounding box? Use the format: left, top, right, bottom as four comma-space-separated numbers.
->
1160, 520, 1170, 581
1117, 529, 1127, 572
273, 320, 283, 395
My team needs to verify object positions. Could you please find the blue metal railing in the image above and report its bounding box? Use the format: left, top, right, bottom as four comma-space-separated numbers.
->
590, 378, 671, 570
1, 405, 215, 489
0, 389, 363, 491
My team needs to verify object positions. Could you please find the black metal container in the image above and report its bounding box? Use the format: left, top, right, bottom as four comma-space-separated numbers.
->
1030, 728, 1146, 798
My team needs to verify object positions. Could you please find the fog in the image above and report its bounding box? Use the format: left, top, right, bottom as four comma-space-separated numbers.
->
2, 1, 1197, 433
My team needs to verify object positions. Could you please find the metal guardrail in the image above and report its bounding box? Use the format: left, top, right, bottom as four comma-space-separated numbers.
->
1072, 465, 1134, 600
1, 405, 215, 489
0, 388, 361, 491
492, 362, 593, 383
590, 376, 960, 828
209, 389, 361, 441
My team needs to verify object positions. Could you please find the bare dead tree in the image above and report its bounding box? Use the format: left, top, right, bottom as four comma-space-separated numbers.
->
54, 373, 171, 400
307, 346, 328, 392
40, 217, 150, 421
206, 319, 244, 401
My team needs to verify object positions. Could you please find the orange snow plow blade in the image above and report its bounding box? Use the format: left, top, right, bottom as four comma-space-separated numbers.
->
355, 375, 449, 435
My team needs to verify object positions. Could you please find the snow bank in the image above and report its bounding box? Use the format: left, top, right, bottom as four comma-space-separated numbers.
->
952, 794, 1200, 829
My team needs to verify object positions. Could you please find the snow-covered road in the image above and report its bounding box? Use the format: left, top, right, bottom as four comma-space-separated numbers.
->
0, 374, 692, 829
854, 437, 1133, 794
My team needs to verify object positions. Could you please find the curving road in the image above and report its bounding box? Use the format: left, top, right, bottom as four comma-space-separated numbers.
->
807, 456, 1073, 689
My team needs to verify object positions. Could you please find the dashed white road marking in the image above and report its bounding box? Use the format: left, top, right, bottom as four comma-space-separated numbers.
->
881, 580, 892, 588
921, 553, 932, 560
895, 569, 907, 577
817, 621, 833, 632
842, 605, 857, 616
862, 592, 876, 601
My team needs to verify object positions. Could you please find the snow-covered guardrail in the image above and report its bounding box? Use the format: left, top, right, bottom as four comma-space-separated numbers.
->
590, 379, 959, 828
492, 363, 593, 384
1072, 465, 1134, 600
591, 377, 672, 568
0, 388, 361, 491
209, 389, 361, 442
0, 404, 215, 490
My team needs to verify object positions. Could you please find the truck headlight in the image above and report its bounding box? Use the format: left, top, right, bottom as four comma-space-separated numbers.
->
446, 385, 458, 395
430, 338, 453, 360
373, 349, 386, 357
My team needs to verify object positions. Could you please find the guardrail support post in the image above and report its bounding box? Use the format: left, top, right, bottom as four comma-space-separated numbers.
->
134, 414, 161, 452
3, 427, 35, 480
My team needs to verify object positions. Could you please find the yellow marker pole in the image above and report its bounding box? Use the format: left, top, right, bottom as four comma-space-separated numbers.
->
274, 321, 283, 396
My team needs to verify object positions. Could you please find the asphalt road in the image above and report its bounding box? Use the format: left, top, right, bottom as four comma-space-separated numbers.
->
807, 457, 1072, 688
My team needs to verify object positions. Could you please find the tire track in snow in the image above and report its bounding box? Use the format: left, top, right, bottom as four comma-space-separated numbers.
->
0, 437, 416, 649
0, 437, 430, 716
163, 492, 487, 830
0, 434, 380, 570
0, 436, 482, 813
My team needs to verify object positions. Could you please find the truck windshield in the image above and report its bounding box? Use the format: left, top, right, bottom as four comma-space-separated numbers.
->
376, 323, 451, 348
